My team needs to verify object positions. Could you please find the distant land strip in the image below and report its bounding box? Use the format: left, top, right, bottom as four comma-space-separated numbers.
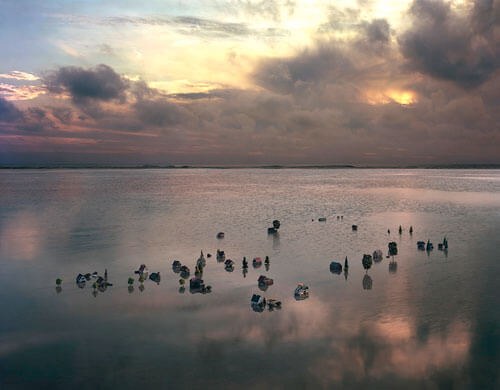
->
1, 164, 500, 169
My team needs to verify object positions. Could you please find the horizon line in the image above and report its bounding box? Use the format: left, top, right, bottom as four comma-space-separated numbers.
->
2, 163, 500, 170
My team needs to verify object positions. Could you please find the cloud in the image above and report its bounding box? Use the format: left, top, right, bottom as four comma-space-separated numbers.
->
2, 53, 499, 165
317, 6, 362, 33
169, 92, 216, 100
44, 64, 129, 104
0, 83, 46, 101
399, 0, 500, 88
221, 0, 297, 22
0, 97, 24, 122
0, 71, 39, 81
133, 98, 192, 127
362, 18, 391, 43
51, 106, 74, 124
0, 97, 57, 134
253, 43, 356, 94
101, 14, 287, 38
17, 107, 56, 133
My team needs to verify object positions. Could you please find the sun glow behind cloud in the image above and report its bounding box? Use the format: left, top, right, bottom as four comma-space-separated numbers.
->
364, 89, 417, 105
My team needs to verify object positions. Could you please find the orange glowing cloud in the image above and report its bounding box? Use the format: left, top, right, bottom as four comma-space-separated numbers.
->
0, 71, 39, 81
0, 83, 46, 101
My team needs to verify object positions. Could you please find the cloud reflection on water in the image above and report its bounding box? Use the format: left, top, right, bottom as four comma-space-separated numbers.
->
0, 211, 42, 260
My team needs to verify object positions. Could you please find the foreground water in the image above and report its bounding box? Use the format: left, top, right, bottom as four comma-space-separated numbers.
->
0, 169, 499, 389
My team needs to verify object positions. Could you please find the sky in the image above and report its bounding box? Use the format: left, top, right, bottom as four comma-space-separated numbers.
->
0, 0, 499, 166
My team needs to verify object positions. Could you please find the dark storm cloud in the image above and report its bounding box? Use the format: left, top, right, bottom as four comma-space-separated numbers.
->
51, 106, 73, 124
133, 98, 193, 127
44, 64, 129, 104
399, 0, 500, 88
129, 80, 161, 101
362, 18, 390, 43
17, 110, 56, 133
169, 92, 215, 100
0, 99, 57, 133
27, 107, 46, 120
253, 44, 355, 94
471, 0, 500, 32
317, 5, 391, 44
0, 97, 24, 122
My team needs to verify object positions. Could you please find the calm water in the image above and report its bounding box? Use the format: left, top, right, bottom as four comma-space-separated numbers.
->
0, 169, 499, 389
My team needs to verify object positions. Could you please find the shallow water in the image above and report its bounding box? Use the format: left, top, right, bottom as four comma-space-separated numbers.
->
0, 169, 499, 389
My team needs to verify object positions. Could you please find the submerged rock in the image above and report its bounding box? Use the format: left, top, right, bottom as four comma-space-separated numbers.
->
251, 294, 266, 312
267, 299, 282, 311
388, 241, 398, 256
258, 275, 274, 286
172, 260, 182, 273
149, 272, 161, 284
216, 249, 225, 262
76, 274, 86, 284
373, 249, 383, 262
329, 261, 342, 274
294, 283, 309, 300
362, 254, 373, 270
224, 259, 235, 271
134, 264, 148, 276
253, 257, 262, 268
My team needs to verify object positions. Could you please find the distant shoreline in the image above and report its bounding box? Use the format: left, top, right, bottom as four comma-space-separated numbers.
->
1, 164, 500, 170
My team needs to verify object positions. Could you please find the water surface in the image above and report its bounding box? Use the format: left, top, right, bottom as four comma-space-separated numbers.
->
0, 169, 499, 389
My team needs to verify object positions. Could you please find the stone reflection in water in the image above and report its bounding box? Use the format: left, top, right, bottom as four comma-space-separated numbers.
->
252, 304, 265, 313
363, 274, 373, 290
270, 231, 280, 250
